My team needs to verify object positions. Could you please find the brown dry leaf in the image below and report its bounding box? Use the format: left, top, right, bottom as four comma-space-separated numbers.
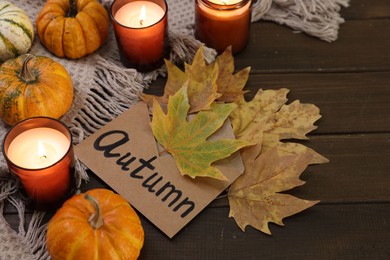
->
141, 47, 221, 113
261, 133, 329, 165
186, 69, 221, 114
210, 46, 251, 102
163, 59, 189, 97
264, 100, 322, 141
140, 59, 186, 112
230, 88, 289, 142
228, 144, 319, 234
142, 46, 250, 113
184, 46, 216, 82
230, 90, 325, 152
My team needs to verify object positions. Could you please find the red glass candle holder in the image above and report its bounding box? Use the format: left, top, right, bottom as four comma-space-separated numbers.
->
195, 0, 252, 54
110, 0, 169, 72
2, 117, 76, 210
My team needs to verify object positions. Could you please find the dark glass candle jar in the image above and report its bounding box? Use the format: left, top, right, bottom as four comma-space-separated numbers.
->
195, 0, 252, 54
2, 117, 75, 210
110, 0, 169, 72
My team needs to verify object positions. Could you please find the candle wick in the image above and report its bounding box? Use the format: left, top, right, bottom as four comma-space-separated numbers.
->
40, 155, 47, 159
223, 1, 227, 5
140, 19, 143, 26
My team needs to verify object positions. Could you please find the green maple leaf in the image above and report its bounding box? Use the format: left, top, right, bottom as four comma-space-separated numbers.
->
150, 85, 251, 181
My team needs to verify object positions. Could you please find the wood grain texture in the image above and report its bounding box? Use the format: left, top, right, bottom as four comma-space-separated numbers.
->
234, 19, 390, 73
341, 0, 390, 19
137, 204, 390, 260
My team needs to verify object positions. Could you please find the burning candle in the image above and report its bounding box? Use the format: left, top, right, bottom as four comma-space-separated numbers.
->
7, 128, 69, 169
110, 0, 169, 72
115, 1, 165, 28
2, 117, 75, 209
195, 0, 252, 54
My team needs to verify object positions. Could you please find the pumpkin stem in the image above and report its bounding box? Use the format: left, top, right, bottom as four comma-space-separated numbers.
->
68, 0, 78, 18
85, 194, 104, 229
18, 54, 37, 83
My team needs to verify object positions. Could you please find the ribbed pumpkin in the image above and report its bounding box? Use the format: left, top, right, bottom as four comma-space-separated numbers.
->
0, 1, 34, 62
36, 0, 109, 59
46, 189, 144, 260
0, 54, 73, 125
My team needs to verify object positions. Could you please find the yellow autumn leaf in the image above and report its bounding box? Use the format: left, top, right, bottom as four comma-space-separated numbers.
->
230, 88, 289, 142
261, 133, 329, 165
210, 46, 251, 102
184, 46, 216, 82
228, 144, 319, 235
263, 100, 322, 140
150, 85, 252, 180
141, 48, 221, 113
230, 88, 328, 164
141, 46, 250, 113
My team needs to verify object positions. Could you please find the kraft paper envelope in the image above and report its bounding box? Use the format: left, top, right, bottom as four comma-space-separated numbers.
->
75, 102, 244, 238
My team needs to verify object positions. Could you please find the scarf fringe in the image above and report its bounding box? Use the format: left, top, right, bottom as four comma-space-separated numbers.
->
168, 31, 217, 65
8, 196, 49, 260
0, 176, 48, 260
252, 0, 350, 42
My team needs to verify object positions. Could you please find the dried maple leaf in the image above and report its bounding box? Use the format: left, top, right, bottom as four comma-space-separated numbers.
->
141, 48, 221, 113
262, 99, 328, 164
184, 46, 216, 82
230, 88, 328, 165
150, 85, 252, 180
141, 46, 250, 113
263, 100, 322, 141
230, 88, 289, 142
261, 134, 329, 165
228, 144, 319, 235
210, 46, 251, 102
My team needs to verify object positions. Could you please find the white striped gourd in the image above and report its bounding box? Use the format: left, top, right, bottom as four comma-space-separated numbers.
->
0, 1, 34, 62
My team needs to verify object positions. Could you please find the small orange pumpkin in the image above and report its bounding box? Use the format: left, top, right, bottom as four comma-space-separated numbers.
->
0, 54, 73, 126
36, 0, 109, 59
46, 189, 144, 260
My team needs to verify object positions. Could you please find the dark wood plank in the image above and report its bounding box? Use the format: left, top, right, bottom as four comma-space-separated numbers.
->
245, 72, 390, 134
4, 203, 390, 259
289, 133, 390, 203
341, 0, 390, 20
138, 204, 390, 259
235, 19, 390, 73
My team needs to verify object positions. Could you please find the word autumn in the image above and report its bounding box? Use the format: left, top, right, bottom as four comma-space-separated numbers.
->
93, 130, 195, 218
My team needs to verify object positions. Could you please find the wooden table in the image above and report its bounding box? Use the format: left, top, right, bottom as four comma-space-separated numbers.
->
4, 0, 390, 258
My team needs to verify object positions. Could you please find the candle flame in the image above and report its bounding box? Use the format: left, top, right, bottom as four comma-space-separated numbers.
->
139, 5, 146, 26
38, 141, 47, 159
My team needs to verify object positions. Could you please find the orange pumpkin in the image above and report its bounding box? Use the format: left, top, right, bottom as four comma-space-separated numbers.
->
0, 54, 73, 126
36, 0, 109, 59
46, 189, 144, 260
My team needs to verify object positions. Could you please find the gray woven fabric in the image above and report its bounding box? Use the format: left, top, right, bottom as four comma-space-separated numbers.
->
0, 216, 34, 260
